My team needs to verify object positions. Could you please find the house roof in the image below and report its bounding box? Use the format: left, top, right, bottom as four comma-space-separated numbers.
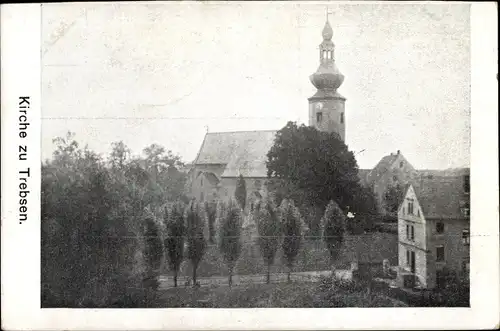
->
412, 173, 469, 220
194, 130, 277, 178
416, 168, 470, 178
365, 153, 399, 184
358, 169, 371, 186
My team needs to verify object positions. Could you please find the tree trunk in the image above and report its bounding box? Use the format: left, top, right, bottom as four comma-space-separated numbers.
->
287, 265, 292, 283
192, 263, 197, 287
228, 268, 233, 288
173, 270, 178, 288
266, 264, 271, 284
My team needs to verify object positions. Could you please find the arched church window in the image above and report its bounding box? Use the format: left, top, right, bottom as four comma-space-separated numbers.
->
340, 112, 344, 123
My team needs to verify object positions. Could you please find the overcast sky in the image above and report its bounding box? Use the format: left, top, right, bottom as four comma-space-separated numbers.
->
41, 2, 470, 170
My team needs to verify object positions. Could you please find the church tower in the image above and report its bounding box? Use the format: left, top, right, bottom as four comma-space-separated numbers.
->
308, 17, 346, 141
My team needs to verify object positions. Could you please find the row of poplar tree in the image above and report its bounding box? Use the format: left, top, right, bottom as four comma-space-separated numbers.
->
153, 194, 346, 290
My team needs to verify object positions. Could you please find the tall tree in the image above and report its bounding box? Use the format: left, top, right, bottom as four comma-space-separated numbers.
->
280, 199, 302, 282
218, 200, 243, 287
266, 122, 367, 220
142, 214, 164, 305
41, 133, 143, 307
164, 202, 186, 288
141, 143, 187, 203
204, 201, 217, 244
185, 201, 207, 286
235, 174, 247, 211
254, 198, 280, 284
322, 200, 346, 269
109, 141, 131, 169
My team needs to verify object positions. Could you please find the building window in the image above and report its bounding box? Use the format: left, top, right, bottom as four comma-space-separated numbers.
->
340, 112, 344, 124
406, 250, 410, 266
436, 245, 445, 262
462, 229, 470, 245
322, 50, 327, 59
406, 224, 414, 241
200, 177, 203, 187
408, 200, 414, 215
417, 209, 420, 217
464, 175, 470, 194
200, 192, 204, 202
316, 112, 323, 123
436, 222, 445, 234
400, 161, 404, 168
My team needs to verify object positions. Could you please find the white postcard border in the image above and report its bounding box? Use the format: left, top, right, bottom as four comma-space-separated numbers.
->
1, 2, 498, 330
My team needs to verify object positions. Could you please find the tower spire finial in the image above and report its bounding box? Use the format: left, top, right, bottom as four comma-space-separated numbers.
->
326, 7, 333, 22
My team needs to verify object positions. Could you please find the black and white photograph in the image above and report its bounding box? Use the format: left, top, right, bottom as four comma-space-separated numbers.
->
1, 1, 498, 329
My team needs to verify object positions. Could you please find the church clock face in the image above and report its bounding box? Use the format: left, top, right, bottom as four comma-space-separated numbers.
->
315, 102, 324, 110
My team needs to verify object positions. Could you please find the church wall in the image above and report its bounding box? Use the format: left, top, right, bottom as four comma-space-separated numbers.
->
219, 177, 268, 210
190, 172, 219, 203
188, 164, 225, 200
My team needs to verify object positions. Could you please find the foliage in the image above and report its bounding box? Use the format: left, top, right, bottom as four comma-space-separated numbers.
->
322, 200, 346, 265
266, 122, 361, 211
41, 131, 188, 307
156, 279, 407, 308
254, 198, 281, 283
163, 202, 186, 287
279, 199, 303, 282
204, 201, 217, 244
185, 200, 207, 285
383, 183, 405, 213
235, 174, 247, 210
142, 214, 164, 303
218, 200, 243, 287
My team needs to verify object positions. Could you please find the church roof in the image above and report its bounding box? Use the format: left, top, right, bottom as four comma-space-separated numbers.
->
411, 172, 469, 220
194, 130, 277, 178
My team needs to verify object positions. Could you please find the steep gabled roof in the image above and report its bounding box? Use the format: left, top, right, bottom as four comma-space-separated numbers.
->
194, 130, 277, 178
366, 153, 399, 184
221, 131, 277, 177
413, 173, 469, 220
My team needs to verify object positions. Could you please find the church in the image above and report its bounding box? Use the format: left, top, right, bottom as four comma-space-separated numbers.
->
187, 18, 467, 216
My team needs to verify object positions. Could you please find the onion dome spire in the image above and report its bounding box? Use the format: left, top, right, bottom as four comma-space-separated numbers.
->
309, 15, 345, 96
322, 19, 333, 41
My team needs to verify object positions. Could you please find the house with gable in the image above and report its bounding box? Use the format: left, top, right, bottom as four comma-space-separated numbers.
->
396, 170, 470, 289
358, 150, 417, 217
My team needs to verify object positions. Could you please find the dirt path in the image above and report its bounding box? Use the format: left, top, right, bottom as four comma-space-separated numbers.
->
158, 269, 352, 289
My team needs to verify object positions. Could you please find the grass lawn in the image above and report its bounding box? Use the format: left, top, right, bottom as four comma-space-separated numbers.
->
155, 279, 408, 308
